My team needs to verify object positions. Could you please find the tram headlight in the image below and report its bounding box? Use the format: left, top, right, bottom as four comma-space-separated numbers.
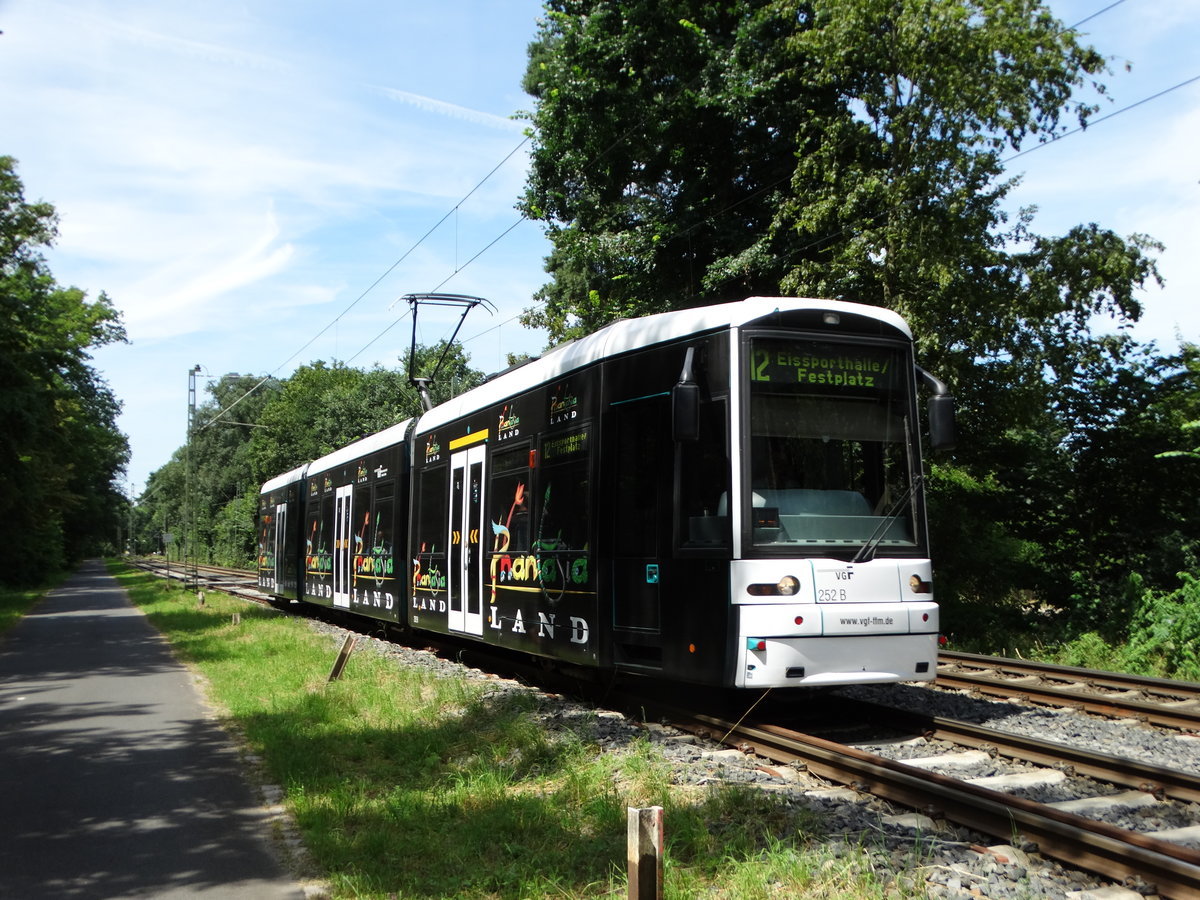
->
746, 575, 800, 596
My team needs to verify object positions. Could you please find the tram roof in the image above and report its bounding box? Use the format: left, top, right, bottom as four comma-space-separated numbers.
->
414, 296, 909, 436
306, 418, 415, 477
260, 462, 309, 494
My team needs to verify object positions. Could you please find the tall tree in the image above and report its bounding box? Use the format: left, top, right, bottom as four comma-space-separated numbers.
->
136, 343, 485, 566
766, 0, 1160, 426
0, 156, 128, 583
519, 0, 1173, 620
520, 0, 825, 338
520, 1, 1158, 368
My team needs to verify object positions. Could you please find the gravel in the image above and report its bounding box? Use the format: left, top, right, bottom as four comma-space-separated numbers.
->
842, 681, 1200, 774
312, 621, 1197, 898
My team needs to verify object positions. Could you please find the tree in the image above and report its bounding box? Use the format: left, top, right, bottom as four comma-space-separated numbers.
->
247, 343, 484, 485
520, 0, 825, 338
519, 0, 1177, 626
520, 0, 1158, 369
0, 156, 128, 583
135, 343, 486, 566
930, 338, 1200, 636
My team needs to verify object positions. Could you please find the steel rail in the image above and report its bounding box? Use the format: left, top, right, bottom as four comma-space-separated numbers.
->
133, 558, 257, 586
671, 711, 1200, 899
940, 650, 1200, 701
856, 702, 1200, 804
934, 670, 1200, 732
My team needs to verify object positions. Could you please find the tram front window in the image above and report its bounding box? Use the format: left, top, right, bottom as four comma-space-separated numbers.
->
746, 338, 918, 551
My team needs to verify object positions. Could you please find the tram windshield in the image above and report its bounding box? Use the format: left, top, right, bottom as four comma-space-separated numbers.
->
745, 336, 919, 552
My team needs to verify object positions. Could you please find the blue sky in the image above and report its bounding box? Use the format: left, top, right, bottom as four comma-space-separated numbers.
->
1, 0, 1197, 495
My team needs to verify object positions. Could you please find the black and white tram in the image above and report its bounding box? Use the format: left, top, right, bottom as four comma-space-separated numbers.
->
257, 462, 308, 601
258, 296, 956, 689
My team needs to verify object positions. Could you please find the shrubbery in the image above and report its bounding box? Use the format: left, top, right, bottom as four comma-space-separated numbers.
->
1049, 572, 1200, 681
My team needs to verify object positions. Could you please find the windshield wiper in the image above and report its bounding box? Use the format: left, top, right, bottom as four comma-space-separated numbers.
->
851, 473, 923, 564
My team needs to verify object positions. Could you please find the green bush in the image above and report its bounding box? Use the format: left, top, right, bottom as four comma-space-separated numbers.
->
1125, 573, 1200, 680
1047, 571, 1200, 681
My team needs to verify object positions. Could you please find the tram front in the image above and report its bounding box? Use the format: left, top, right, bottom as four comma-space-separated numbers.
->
727, 310, 950, 687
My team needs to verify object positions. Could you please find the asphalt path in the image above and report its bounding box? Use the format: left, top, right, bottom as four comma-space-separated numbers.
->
0, 560, 306, 899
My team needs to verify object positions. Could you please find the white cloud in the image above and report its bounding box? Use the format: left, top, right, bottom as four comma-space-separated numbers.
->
104, 203, 295, 339
368, 84, 525, 132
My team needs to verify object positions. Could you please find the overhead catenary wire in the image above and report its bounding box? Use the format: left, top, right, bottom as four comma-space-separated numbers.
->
1064, 0, 1130, 31
277, 0, 1161, 369
207, 0, 1174, 427
1003, 72, 1200, 163
201, 135, 532, 430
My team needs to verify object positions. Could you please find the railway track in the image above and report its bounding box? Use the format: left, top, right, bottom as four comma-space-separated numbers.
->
128, 561, 1200, 895
657, 702, 1200, 898
606, 650, 1200, 896
937, 649, 1200, 732
138, 561, 1200, 731
129, 558, 265, 600
861, 701, 1200, 804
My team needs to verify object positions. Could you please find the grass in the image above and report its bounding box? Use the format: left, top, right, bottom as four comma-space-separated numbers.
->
0, 576, 65, 635
105, 561, 931, 899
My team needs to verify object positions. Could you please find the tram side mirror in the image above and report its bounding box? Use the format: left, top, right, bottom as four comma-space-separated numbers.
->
928, 394, 957, 452
672, 381, 700, 443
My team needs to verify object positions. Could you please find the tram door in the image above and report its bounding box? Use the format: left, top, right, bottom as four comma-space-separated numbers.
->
610, 395, 669, 667
332, 484, 353, 608
449, 444, 485, 635
273, 502, 287, 590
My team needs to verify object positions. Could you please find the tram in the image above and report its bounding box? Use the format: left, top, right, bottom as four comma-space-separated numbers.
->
257, 296, 956, 688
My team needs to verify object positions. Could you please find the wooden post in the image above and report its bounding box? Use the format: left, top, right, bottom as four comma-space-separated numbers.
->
327, 635, 357, 682
627, 806, 663, 900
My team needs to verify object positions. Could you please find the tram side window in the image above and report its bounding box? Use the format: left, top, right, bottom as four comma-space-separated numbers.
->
414, 466, 449, 554
309, 496, 333, 576
257, 503, 271, 563
490, 444, 531, 554
354, 484, 371, 556
367, 481, 395, 576
679, 399, 729, 547
304, 506, 320, 572
371, 482, 394, 550
612, 398, 666, 557
412, 466, 448, 602
536, 429, 590, 553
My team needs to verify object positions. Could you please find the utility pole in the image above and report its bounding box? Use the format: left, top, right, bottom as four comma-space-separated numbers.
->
186, 364, 201, 592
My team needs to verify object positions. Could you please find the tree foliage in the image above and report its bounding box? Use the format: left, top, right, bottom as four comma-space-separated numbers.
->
136, 344, 484, 567
521, 0, 824, 337
518, 0, 1200, 638
0, 156, 129, 584
520, 1, 1159, 372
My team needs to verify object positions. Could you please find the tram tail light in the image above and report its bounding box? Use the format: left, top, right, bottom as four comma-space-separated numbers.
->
747, 638, 766, 652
